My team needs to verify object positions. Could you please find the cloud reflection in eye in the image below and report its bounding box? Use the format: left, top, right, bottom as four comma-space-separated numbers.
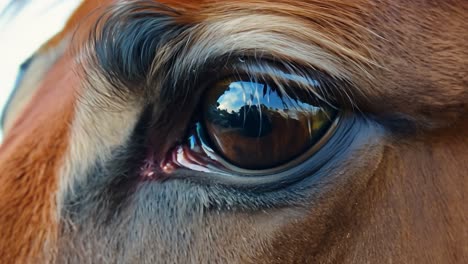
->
215, 81, 324, 121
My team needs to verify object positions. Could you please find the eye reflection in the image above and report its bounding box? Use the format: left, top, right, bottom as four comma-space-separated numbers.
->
202, 80, 336, 170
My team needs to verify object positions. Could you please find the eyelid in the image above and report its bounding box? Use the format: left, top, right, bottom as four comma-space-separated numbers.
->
167, 114, 360, 192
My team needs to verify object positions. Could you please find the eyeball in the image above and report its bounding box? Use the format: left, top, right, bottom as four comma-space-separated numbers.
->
202, 79, 337, 170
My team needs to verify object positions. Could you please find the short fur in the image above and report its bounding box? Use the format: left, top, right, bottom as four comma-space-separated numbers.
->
0, 0, 466, 263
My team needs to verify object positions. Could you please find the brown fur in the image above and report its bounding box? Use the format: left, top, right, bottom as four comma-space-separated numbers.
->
0, 52, 77, 263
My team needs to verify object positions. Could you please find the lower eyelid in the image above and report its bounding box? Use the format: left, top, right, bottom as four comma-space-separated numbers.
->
164, 114, 364, 192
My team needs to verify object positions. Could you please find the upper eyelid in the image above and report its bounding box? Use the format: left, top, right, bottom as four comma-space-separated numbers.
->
86, 10, 364, 113
85, 1, 371, 116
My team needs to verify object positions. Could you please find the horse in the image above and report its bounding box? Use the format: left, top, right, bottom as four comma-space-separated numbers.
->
0, 0, 466, 263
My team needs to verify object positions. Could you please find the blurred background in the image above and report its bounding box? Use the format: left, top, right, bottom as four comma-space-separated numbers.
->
0, 0, 81, 139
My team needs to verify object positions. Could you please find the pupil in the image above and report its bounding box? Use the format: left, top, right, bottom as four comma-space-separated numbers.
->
238, 105, 273, 137
206, 102, 273, 138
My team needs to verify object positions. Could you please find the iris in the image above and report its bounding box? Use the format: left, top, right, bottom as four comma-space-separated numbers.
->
202, 79, 337, 170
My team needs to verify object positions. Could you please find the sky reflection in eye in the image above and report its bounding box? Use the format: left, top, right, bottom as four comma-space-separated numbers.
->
216, 81, 322, 117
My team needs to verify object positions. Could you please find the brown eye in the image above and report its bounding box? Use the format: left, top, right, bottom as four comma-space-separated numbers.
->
202, 79, 337, 170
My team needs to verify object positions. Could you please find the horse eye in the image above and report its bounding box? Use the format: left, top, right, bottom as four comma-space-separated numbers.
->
201, 79, 338, 170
